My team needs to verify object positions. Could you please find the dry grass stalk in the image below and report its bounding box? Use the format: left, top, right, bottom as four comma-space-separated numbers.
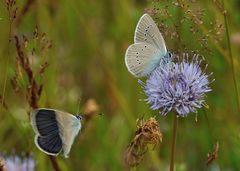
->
11, 27, 51, 110
1, 0, 17, 109
15, 0, 35, 27
206, 142, 219, 166
0, 95, 8, 110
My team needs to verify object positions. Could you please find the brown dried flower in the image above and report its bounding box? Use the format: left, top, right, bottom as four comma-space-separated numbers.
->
0, 159, 7, 171
83, 98, 100, 119
125, 117, 162, 167
5, 0, 18, 25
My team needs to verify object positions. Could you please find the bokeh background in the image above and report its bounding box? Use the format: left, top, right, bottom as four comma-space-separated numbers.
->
0, 0, 240, 170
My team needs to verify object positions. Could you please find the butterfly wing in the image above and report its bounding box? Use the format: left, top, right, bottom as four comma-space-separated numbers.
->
125, 42, 163, 77
54, 110, 81, 158
31, 108, 81, 158
35, 134, 62, 156
125, 14, 167, 77
31, 109, 63, 155
134, 13, 167, 54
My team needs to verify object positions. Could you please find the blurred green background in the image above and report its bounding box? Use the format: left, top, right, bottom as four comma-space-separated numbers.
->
0, 0, 240, 170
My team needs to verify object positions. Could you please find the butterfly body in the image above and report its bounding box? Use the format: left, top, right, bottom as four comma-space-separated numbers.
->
143, 50, 166, 75
125, 13, 171, 77
31, 108, 82, 158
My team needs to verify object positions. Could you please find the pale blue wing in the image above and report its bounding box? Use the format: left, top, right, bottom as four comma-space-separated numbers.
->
55, 111, 81, 158
134, 13, 167, 54
125, 42, 164, 77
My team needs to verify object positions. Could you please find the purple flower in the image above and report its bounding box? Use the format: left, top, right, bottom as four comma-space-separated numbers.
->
140, 53, 212, 117
2, 155, 35, 171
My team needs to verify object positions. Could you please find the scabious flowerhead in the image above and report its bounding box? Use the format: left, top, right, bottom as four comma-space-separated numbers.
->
140, 53, 212, 117
3, 155, 35, 171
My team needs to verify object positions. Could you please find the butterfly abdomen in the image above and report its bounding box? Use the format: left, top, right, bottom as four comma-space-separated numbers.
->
143, 50, 166, 75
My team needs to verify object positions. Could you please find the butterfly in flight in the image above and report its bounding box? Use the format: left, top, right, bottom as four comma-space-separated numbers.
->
125, 13, 172, 77
31, 108, 82, 158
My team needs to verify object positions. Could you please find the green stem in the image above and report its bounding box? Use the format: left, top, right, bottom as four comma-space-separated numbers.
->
170, 114, 178, 171
222, 0, 240, 114
1, 8, 12, 109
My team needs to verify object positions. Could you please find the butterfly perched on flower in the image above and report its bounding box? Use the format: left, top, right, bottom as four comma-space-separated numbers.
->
31, 108, 82, 158
125, 13, 172, 77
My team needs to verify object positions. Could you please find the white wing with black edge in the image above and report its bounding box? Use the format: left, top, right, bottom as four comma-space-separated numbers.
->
31, 108, 81, 158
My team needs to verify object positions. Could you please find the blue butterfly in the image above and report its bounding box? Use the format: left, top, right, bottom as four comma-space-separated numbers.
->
31, 108, 82, 158
125, 13, 172, 77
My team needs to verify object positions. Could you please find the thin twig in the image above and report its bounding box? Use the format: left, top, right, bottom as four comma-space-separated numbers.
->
15, 0, 35, 27
49, 156, 61, 171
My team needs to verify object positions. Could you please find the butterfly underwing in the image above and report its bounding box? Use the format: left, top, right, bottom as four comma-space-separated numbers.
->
31, 108, 82, 158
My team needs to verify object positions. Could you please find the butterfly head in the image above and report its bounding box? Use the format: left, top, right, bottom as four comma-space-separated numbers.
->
76, 115, 83, 120
160, 51, 174, 65
165, 51, 173, 61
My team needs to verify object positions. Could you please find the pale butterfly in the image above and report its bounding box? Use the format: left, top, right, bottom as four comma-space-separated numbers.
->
125, 13, 172, 77
31, 108, 82, 158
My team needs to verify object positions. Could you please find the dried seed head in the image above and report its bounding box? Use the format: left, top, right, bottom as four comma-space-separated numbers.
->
145, 0, 223, 55
22, 35, 29, 47
39, 62, 49, 74
5, 0, 17, 24
33, 26, 39, 40
12, 29, 52, 110
124, 117, 162, 167
83, 98, 100, 118
0, 159, 7, 171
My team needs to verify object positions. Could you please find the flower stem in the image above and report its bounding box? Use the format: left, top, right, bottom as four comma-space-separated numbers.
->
170, 114, 178, 171
49, 156, 61, 171
222, 0, 240, 114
